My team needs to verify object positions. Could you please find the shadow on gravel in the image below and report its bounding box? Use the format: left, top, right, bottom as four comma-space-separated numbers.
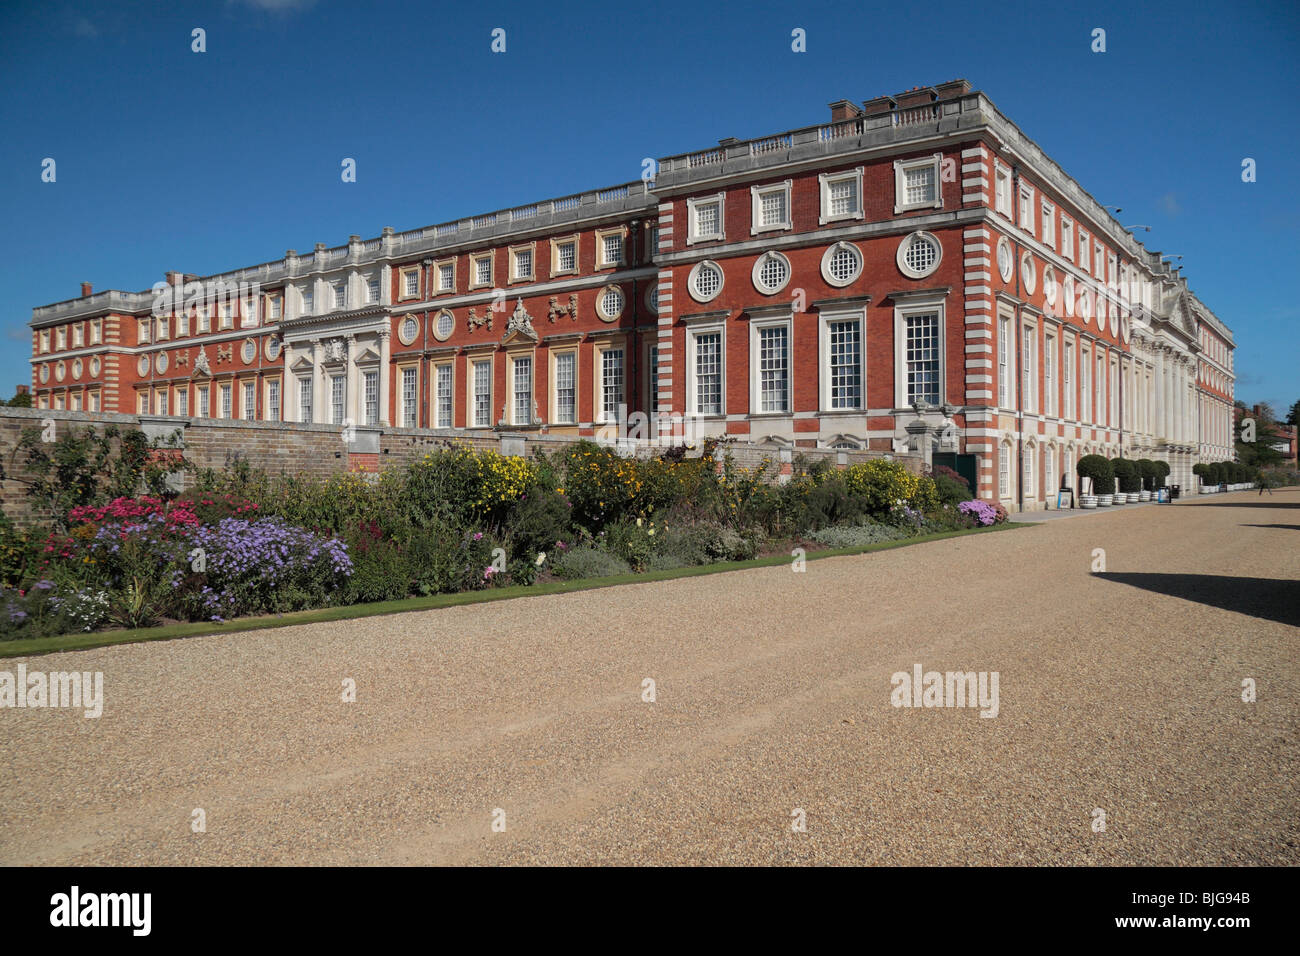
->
1097, 573, 1300, 628
1241, 524, 1300, 531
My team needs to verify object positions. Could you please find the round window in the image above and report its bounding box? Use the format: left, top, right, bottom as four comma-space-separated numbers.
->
434, 310, 454, 341
399, 315, 420, 345
90, 357, 101, 377
599, 286, 625, 321
137, 355, 149, 376
1021, 253, 1036, 295
40, 364, 50, 384
1043, 267, 1058, 309
997, 238, 1013, 282
155, 351, 169, 374
690, 261, 724, 302
265, 335, 281, 361
242, 339, 257, 364
1097, 298, 1107, 333
1062, 276, 1075, 317
1080, 289, 1093, 323
72, 358, 83, 380
646, 283, 660, 314
897, 232, 941, 279
821, 242, 862, 287
752, 252, 791, 294
55, 361, 66, 382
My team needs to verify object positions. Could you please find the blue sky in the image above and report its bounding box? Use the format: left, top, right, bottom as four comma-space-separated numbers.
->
1, 0, 1297, 412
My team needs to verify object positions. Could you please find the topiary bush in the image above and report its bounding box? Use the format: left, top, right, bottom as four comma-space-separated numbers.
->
1111, 458, 1141, 494
1077, 455, 1113, 495
1137, 458, 1159, 491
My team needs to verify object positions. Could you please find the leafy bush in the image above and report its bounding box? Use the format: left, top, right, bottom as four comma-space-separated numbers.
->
551, 546, 632, 580
930, 465, 972, 507
843, 460, 938, 515
808, 523, 908, 549
1137, 459, 1159, 491
18, 425, 189, 529
1111, 458, 1141, 494
1077, 455, 1113, 495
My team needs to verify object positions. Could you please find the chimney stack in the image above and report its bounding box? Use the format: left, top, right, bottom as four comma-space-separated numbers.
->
828, 99, 862, 123
80, 281, 93, 297
166, 271, 183, 287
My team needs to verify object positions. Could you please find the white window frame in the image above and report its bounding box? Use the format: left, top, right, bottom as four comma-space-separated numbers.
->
1041, 200, 1055, 249
470, 252, 494, 290
894, 153, 943, 214
750, 180, 793, 235
435, 258, 456, 293
893, 295, 946, 409
998, 441, 1012, 498
1078, 230, 1090, 272
398, 365, 419, 427
470, 356, 493, 428
433, 361, 454, 429
994, 164, 1012, 218
1018, 183, 1035, 233
749, 315, 793, 415
508, 352, 534, 426
550, 235, 579, 276
818, 167, 864, 225
686, 193, 725, 245
1044, 333, 1056, 416
399, 266, 421, 301
551, 348, 578, 425
594, 340, 627, 425
509, 243, 535, 283
1021, 323, 1037, 414
265, 377, 280, 421
818, 307, 866, 412
997, 311, 1015, 409
1060, 217, 1074, 259
595, 227, 626, 269
1063, 337, 1074, 419
686, 323, 726, 417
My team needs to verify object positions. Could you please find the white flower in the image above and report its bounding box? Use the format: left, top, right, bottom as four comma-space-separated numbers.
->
535, 552, 546, 566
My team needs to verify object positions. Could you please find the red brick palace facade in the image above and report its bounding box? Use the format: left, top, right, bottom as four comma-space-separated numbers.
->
28, 80, 1236, 510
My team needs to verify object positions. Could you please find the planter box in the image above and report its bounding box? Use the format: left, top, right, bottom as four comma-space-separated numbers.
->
1113, 493, 1128, 504
1139, 491, 1151, 501
1080, 495, 1098, 509
1098, 494, 1113, 507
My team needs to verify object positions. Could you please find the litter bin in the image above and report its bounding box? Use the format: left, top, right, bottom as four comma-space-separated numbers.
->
1171, 484, 1181, 500
1157, 488, 1170, 503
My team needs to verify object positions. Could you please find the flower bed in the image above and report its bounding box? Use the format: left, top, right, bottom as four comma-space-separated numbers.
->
2, 438, 1011, 640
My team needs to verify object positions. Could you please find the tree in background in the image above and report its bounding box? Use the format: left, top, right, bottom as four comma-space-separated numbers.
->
1236, 401, 1286, 468
4, 388, 32, 408
1286, 399, 1300, 427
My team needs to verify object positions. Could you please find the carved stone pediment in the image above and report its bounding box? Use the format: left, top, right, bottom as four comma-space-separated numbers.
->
501, 298, 538, 344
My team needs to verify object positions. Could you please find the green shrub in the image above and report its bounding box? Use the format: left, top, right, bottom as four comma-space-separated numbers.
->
1111, 458, 1141, 494
1077, 454, 1113, 495
843, 459, 938, 515
808, 523, 908, 549
929, 465, 972, 507
551, 546, 632, 579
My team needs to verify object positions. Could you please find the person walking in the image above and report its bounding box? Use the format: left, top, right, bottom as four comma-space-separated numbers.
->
1259, 473, 1274, 495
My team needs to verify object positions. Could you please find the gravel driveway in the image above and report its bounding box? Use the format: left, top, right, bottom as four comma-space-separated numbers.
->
2, 489, 1297, 865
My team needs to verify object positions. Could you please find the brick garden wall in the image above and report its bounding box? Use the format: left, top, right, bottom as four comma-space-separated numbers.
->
0, 407, 921, 527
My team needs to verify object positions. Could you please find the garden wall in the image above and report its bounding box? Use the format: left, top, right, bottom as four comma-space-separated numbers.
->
0, 407, 921, 527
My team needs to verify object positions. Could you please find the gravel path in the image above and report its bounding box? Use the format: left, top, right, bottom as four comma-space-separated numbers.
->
2, 489, 1297, 865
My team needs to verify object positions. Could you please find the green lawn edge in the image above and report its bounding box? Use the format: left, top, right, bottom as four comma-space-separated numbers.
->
2, 521, 1028, 658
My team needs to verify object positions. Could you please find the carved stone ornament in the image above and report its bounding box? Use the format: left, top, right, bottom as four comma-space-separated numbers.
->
193, 346, 211, 375
216, 343, 234, 364
502, 298, 538, 342
546, 294, 579, 323
468, 306, 494, 332
324, 338, 345, 362
175, 349, 189, 368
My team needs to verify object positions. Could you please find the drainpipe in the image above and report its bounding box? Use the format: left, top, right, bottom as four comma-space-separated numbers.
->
629, 218, 639, 435
1012, 163, 1024, 514
422, 258, 432, 429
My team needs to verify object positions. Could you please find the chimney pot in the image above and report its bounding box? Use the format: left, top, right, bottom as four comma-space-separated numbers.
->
80, 281, 93, 297
828, 99, 862, 123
